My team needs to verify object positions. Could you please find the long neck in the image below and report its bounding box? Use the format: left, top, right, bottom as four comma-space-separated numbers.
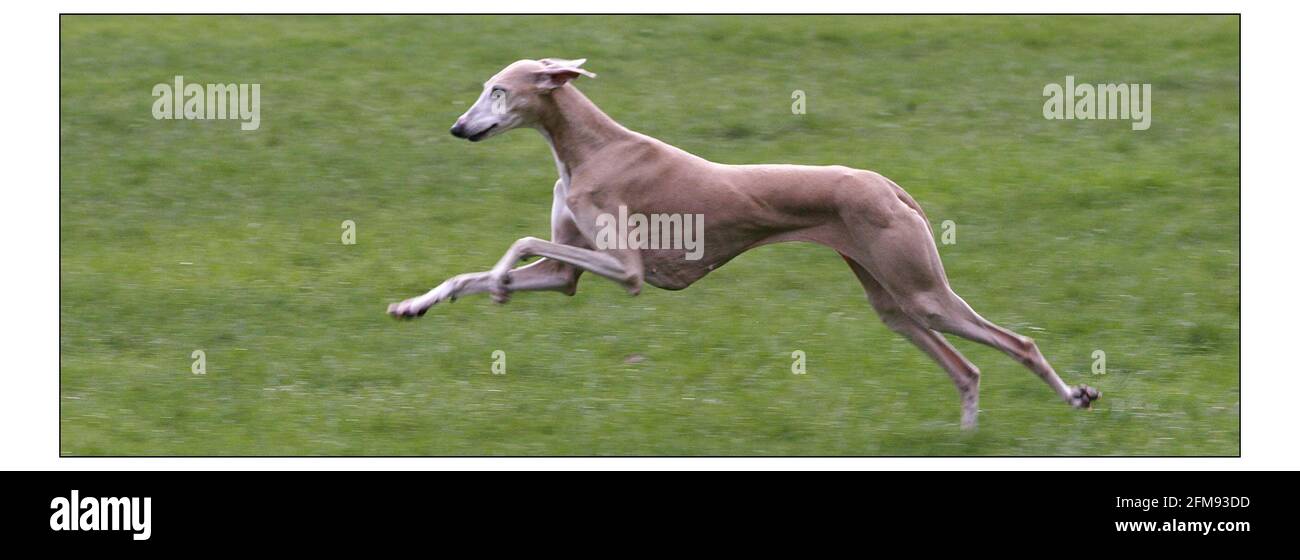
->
536, 85, 629, 175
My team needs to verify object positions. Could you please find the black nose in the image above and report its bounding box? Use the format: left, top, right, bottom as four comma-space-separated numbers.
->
450, 123, 466, 138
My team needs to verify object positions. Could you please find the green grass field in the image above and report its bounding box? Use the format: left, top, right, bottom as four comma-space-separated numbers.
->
60, 15, 1239, 455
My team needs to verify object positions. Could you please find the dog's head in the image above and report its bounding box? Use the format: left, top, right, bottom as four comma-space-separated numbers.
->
449, 58, 596, 142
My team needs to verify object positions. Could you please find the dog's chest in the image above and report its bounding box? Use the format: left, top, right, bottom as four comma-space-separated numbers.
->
542, 130, 573, 191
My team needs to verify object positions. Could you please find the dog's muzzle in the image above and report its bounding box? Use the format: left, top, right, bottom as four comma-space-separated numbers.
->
450, 121, 496, 142
449, 121, 468, 138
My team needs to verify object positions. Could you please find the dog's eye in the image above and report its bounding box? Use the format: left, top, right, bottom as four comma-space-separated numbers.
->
490, 88, 506, 101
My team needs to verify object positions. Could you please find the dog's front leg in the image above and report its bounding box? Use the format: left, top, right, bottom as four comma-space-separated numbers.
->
388, 258, 578, 318
489, 237, 641, 303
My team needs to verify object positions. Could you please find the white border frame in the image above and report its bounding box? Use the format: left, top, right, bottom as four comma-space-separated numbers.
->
7, 1, 1293, 470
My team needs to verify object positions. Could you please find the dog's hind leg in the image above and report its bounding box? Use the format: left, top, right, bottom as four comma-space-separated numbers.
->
894, 285, 1099, 409
840, 190, 1099, 409
843, 255, 982, 429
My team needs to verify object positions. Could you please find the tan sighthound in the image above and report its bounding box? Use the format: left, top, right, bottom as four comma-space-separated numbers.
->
388, 58, 1099, 429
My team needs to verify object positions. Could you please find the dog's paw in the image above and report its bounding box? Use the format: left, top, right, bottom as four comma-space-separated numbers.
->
1069, 384, 1101, 409
387, 296, 432, 319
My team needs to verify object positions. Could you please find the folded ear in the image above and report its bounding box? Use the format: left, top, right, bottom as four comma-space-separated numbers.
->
535, 58, 597, 91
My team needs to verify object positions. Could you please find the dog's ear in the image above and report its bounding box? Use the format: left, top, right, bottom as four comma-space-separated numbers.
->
536, 58, 596, 91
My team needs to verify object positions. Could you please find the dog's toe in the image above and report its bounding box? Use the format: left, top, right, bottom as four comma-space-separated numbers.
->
1069, 384, 1101, 409
1082, 385, 1101, 401
388, 298, 427, 319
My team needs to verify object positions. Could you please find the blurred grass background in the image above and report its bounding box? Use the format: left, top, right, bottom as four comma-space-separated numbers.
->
60, 15, 1239, 455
